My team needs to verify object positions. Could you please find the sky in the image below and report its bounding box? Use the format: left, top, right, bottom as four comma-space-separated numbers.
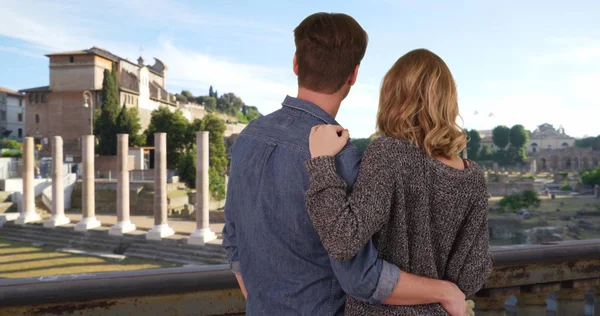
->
0, 0, 599, 138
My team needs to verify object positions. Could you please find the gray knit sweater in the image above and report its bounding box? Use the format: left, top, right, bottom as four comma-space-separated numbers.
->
305, 137, 493, 316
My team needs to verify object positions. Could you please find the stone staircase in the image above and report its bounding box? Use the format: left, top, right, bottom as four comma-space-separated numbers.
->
0, 191, 17, 214
123, 238, 227, 265
0, 222, 227, 266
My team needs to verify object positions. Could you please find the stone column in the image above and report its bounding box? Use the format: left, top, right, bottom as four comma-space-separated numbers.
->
110, 134, 136, 236
556, 280, 597, 316
474, 287, 517, 316
147, 133, 174, 240
75, 135, 101, 232
516, 284, 559, 316
44, 136, 70, 228
16, 137, 41, 225
189, 131, 216, 245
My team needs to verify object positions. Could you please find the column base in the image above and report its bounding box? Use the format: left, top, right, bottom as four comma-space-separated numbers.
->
188, 228, 217, 246
0, 213, 19, 227
109, 220, 137, 236
44, 215, 71, 228
74, 217, 102, 232
146, 224, 175, 240
15, 212, 42, 225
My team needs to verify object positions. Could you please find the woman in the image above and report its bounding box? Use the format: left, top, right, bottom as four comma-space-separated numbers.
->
305, 49, 493, 315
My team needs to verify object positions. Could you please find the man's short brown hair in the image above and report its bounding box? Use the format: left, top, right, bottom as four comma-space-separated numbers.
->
294, 13, 368, 94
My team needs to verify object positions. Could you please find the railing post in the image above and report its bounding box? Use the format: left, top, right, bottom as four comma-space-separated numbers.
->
556, 279, 598, 316
474, 287, 518, 315
189, 131, 216, 246
16, 137, 40, 225
110, 134, 136, 236
75, 135, 101, 232
516, 283, 559, 316
146, 133, 174, 240
44, 136, 70, 228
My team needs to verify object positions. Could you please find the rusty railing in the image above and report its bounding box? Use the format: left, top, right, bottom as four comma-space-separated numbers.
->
1, 239, 600, 315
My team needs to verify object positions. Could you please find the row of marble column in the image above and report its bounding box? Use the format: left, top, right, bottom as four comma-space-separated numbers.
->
15, 132, 216, 245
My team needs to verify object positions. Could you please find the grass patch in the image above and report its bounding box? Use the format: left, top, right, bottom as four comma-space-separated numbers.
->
0, 238, 180, 279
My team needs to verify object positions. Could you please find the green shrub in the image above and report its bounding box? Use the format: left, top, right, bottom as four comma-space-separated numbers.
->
0, 139, 21, 150
560, 182, 572, 191
499, 190, 540, 211
2, 151, 22, 158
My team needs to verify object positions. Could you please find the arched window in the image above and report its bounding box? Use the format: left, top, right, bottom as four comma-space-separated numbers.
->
17, 113, 23, 122
34, 94, 38, 103
561, 142, 569, 147
35, 114, 40, 124
41, 94, 46, 103
531, 142, 538, 147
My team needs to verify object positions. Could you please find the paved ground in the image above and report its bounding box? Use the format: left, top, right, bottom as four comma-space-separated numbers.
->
64, 212, 225, 243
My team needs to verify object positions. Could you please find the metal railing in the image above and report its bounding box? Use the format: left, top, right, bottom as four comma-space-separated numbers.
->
2, 240, 600, 315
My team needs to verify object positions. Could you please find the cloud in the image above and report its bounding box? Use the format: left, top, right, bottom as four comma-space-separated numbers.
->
0, 46, 45, 59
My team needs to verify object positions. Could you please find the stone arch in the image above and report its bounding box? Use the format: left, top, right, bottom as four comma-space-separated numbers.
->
540, 158, 547, 171
582, 157, 590, 170
573, 157, 580, 171
562, 157, 571, 170
550, 156, 559, 171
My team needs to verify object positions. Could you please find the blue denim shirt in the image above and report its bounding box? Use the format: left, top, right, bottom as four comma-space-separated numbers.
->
222, 96, 400, 316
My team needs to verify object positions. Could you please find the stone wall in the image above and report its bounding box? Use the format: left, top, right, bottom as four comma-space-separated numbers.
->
95, 155, 135, 172
70, 182, 188, 215
487, 182, 535, 196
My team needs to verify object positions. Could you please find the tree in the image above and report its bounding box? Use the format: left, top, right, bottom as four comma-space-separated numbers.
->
178, 146, 196, 188
217, 93, 244, 117
242, 105, 261, 122
479, 145, 493, 161
181, 90, 194, 102
115, 104, 145, 147
202, 96, 217, 112
466, 130, 481, 161
576, 136, 600, 151
209, 86, 214, 98
96, 69, 121, 155
145, 107, 190, 168
582, 167, 600, 186
492, 125, 510, 149
178, 114, 228, 199
509, 125, 529, 149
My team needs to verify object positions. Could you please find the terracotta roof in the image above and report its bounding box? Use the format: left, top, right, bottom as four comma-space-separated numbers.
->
18, 86, 50, 93
0, 86, 23, 97
46, 46, 123, 62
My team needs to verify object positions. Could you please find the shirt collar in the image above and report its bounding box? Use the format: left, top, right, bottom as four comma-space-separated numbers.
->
281, 95, 339, 125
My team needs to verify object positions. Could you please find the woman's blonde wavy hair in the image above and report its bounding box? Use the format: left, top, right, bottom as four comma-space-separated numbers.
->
377, 48, 466, 158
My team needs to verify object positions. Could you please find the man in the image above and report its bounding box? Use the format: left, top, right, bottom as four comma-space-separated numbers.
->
222, 12, 466, 316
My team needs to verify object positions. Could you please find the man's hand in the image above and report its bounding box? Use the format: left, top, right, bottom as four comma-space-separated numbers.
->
440, 281, 466, 316
309, 124, 349, 158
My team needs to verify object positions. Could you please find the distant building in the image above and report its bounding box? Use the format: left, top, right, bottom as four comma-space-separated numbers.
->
0, 87, 26, 141
527, 123, 575, 154
19, 46, 203, 160
478, 123, 576, 155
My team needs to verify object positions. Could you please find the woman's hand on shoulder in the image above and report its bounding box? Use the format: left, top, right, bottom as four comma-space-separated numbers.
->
309, 124, 349, 158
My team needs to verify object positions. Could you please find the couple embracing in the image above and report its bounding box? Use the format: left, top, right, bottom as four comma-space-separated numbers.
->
222, 12, 492, 316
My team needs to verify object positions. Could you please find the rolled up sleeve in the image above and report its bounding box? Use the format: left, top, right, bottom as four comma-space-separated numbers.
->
329, 240, 400, 305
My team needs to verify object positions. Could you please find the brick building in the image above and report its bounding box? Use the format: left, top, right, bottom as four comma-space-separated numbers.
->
19, 47, 189, 161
